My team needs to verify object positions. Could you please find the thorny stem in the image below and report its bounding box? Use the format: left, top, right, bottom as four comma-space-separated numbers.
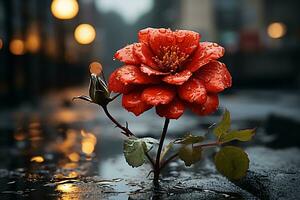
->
102, 105, 155, 167
159, 141, 222, 171
153, 118, 170, 187
102, 105, 133, 137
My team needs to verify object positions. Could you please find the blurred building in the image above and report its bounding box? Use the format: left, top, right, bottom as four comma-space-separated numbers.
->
0, 0, 299, 108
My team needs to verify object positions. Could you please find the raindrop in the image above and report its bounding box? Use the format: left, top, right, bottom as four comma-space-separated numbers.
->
139, 29, 149, 35
159, 28, 167, 33
176, 36, 185, 43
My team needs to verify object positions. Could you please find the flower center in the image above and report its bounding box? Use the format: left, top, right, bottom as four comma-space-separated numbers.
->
153, 46, 188, 73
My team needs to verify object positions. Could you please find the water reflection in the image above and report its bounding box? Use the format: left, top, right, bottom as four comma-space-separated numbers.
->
30, 156, 44, 163
0, 88, 299, 199
81, 130, 97, 156
56, 183, 79, 200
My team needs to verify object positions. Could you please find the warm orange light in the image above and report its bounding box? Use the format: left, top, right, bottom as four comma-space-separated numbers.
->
68, 152, 80, 162
81, 130, 97, 155
56, 183, 77, 193
51, 0, 79, 20
267, 22, 287, 39
0, 39, 3, 50
26, 33, 40, 53
30, 156, 44, 163
74, 24, 96, 44
14, 133, 26, 141
10, 39, 25, 55
89, 61, 103, 75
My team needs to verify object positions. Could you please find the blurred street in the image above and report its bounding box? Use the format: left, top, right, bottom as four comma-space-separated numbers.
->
0, 87, 299, 199
0, 0, 300, 199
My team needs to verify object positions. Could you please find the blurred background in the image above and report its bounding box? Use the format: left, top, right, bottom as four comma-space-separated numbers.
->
0, 0, 300, 199
0, 0, 300, 107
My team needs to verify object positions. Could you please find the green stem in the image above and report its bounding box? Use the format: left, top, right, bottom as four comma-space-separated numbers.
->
153, 118, 170, 187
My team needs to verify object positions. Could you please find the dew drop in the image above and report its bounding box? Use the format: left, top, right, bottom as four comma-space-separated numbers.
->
176, 36, 185, 43
159, 28, 167, 33
139, 29, 149, 35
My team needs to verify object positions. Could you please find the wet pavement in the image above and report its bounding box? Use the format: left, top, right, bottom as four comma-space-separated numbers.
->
0, 87, 299, 199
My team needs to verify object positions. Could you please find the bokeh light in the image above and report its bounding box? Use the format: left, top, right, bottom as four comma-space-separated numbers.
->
30, 156, 44, 163
74, 24, 96, 45
267, 22, 287, 39
9, 39, 25, 55
68, 152, 80, 162
81, 130, 97, 155
26, 33, 40, 53
51, 0, 79, 20
89, 61, 103, 75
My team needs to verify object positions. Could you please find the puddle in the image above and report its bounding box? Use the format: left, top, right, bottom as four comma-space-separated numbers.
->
0, 89, 299, 199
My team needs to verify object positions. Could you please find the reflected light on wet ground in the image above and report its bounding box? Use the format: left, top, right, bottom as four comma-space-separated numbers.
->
81, 130, 97, 156
30, 156, 44, 163
0, 87, 299, 199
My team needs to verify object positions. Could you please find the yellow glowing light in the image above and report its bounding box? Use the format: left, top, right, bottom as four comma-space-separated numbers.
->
89, 61, 103, 75
68, 152, 80, 162
56, 183, 77, 193
267, 22, 287, 39
9, 39, 25, 55
81, 130, 97, 155
0, 39, 3, 50
30, 156, 44, 163
51, 0, 79, 20
74, 24, 96, 45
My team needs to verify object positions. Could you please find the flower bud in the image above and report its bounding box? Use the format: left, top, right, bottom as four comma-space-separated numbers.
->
89, 74, 111, 106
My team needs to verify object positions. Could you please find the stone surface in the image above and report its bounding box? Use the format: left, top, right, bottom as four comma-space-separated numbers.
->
0, 88, 299, 199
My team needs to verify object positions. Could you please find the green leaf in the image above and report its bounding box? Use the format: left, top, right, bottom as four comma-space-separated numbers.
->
220, 129, 256, 143
175, 133, 204, 145
160, 141, 174, 162
213, 109, 231, 138
123, 137, 158, 167
214, 146, 249, 180
139, 137, 159, 151
178, 145, 202, 166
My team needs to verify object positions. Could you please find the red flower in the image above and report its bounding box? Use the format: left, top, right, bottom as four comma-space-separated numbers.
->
108, 28, 232, 119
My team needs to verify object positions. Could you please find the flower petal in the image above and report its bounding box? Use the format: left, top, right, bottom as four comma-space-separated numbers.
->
114, 44, 140, 64
133, 43, 158, 68
156, 98, 185, 119
194, 61, 232, 93
122, 91, 153, 116
149, 28, 176, 55
141, 86, 175, 106
178, 78, 207, 104
138, 27, 155, 45
162, 70, 192, 85
189, 94, 219, 116
174, 30, 200, 55
115, 65, 160, 85
185, 42, 225, 72
140, 64, 170, 76
108, 70, 135, 94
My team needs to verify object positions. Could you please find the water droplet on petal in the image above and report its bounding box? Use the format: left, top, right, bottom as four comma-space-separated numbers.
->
176, 36, 185, 43
159, 28, 167, 33
140, 29, 149, 35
